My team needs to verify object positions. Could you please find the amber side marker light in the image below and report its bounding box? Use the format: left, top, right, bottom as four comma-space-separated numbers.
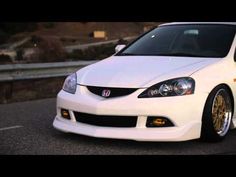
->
146, 117, 174, 127
61, 109, 71, 120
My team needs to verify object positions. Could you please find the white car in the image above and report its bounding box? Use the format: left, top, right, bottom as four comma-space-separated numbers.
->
53, 22, 236, 142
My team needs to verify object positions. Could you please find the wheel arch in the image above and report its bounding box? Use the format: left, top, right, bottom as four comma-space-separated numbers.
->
220, 84, 234, 118
203, 83, 234, 123
201, 83, 234, 141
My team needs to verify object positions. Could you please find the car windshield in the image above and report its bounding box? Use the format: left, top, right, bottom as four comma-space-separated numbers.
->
117, 24, 236, 58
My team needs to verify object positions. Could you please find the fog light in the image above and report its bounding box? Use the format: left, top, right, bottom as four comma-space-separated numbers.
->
61, 109, 70, 119
146, 117, 174, 127
153, 118, 166, 126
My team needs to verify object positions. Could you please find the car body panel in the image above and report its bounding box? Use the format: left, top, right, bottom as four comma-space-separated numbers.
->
77, 56, 221, 88
53, 22, 236, 141
54, 88, 207, 141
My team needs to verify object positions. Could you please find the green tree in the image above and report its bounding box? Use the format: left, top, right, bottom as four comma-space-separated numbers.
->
0, 23, 37, 44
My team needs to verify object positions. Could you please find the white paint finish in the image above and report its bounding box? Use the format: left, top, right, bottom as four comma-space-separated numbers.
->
0, 125, 23, 131
53, 22, 236, 141
115, 45, 126, 53
53, 117, 201, 141
77, 56, 220, 88
136, 116, 147, 128
54, 88, 207, 141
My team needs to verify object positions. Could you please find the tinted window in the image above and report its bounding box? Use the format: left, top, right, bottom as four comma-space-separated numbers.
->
117, 25, 236, 58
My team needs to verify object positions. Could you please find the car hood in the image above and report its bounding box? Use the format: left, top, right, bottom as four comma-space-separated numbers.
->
77, 56, 221, 88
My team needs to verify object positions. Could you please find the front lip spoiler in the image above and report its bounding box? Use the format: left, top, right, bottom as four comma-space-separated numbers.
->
53, 116, 201, 142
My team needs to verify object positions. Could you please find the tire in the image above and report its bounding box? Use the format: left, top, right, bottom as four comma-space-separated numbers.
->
201, 85, 233, 142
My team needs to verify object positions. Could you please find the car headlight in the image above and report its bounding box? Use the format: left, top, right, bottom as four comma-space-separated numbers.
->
63, 73, 77, 94
138, 77, 195, 98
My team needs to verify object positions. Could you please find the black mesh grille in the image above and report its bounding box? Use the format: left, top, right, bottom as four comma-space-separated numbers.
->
86, 86, 138, 98
74, 112, 137, 127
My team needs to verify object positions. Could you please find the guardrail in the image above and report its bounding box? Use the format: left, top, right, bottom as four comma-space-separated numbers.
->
0, 60, 98, 82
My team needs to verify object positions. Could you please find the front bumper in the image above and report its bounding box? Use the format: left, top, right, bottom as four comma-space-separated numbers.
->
53, 116, 201, 141
53, 85, 208, 141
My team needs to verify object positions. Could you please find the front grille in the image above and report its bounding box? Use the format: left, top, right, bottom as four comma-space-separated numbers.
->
74, 112, 137, 127
87, 86, 138, 98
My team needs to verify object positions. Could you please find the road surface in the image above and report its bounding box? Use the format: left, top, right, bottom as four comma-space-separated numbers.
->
0, 98, 236, 155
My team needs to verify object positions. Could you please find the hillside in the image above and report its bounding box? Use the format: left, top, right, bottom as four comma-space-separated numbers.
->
0, 22, 161, 64
9, 22, 160, 45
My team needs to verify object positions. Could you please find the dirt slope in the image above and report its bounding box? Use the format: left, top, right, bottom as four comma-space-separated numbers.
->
11, 22, 160, 45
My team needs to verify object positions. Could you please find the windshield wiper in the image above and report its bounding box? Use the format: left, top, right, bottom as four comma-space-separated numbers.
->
118, 53, 140, 56
119, 52, 208, 57
157, 52, 207, 57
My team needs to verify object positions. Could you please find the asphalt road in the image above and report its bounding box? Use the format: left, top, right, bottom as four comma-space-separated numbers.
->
1, 98, 236, 155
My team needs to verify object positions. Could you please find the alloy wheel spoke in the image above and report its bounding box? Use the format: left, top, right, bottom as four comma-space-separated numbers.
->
211, 90, 231, 136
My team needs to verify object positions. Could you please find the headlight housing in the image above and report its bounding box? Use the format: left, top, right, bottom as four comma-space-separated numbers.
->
63, 73, 77, 94
138, 77, 195, 98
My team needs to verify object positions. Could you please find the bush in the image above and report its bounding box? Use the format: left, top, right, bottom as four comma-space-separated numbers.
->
31, 35, 41, 44
25, 35, 66, 63
0, 23, 38, 44
117, 38, 129, 45
43, 22, 55, 29
68, 43, 116, 61
0, 54, 12, 64
16, 49, 24, 61
0, 30, 9, 44
0, 23, 37, 35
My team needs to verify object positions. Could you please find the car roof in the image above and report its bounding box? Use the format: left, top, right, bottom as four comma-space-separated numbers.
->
159, 22, 236, 27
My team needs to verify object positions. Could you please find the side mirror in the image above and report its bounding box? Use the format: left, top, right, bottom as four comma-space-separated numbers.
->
115, 44, 126, 53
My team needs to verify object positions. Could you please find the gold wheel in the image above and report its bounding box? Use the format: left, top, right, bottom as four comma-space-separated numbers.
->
211, 89, 232, 137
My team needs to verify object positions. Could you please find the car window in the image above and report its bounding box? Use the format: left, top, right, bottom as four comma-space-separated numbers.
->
117, 24, 236, 58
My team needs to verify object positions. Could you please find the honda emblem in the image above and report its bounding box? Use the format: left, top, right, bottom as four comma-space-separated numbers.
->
102, 89, 111, 97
